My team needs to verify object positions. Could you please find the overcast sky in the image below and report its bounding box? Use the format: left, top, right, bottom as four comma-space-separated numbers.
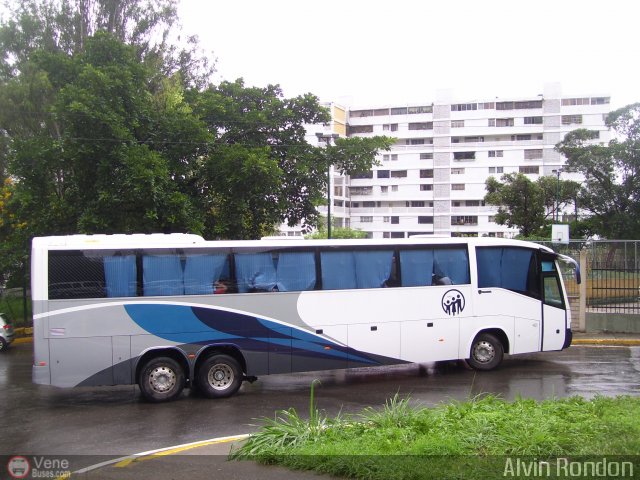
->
179, 0, 638, 108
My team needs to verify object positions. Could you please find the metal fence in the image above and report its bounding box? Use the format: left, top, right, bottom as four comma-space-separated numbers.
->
538, 240, 640, 315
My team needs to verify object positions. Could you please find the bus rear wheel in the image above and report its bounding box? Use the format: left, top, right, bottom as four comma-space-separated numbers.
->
196, 354, 243, 399
139, 357, 185, 403
467, 333, 504, 371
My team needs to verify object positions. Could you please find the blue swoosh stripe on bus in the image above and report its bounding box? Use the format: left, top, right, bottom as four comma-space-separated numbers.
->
125, 304, 381, 364
125, 304, 240, 340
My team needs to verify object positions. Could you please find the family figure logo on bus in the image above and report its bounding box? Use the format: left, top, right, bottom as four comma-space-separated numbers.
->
441, 289, 465, 316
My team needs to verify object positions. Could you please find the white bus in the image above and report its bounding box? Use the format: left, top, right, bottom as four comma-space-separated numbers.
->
31, 234, 579, 402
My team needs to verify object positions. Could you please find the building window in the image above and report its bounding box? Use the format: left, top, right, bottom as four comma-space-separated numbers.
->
451, 103, 477, 111
496, 100, 543, 110
453, 151, 475, 161
561, 115, 583, 125
524, 149, 543, 159
519, 166, 540, 174
466, 200, 481, 207
391, 216, 399, 224
383, 154, 398, 161
381, 186, 389, 194
383, 124, 399, 131
488, 166, 504, 174
451, 120, 465, 128
512, 134, 532, 141
591, 97, 610, 105
391, 170, 408, 178
348, 125, 374, 134
408, 105, 433, 114
420, 169, 434, 178
407, 139, 425, 145
420, 184, 433, 191
451, 168, 465, 174
418, 216, 434, 224
391, 107, 408, 115
351, 171, 373, 179
383, 217, 390, 223
488, 118, 496, 127
451, 215, 478, 225
488, 150, 503, 157
360, 216, 373, 222
488, 216, 496, 223
363, 201, 376, 208
349, 186, 373, 195
377, 170, 390, 178
420, 153, 433, 160
479, 102, 495, 110
562, 98, 590, 106
496, 118, 514, 127
350, 110, 374, 118
392, 185, 398, 192
451, 184, 465, 191
524, 116, 543, 125
408, 122, 433, 130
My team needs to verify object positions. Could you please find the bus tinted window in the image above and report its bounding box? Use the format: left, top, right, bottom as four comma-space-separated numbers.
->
476, 247, 540, 298
49, 252, 106, 299
320, 250, 394, 290
235, 251, 316, 292
400, 247, 470, 286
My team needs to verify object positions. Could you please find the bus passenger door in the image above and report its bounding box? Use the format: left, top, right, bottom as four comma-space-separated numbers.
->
541, 260, 568, 351
473, 247, 543, 354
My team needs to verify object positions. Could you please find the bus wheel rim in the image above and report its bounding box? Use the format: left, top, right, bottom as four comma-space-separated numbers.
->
208, 364, 234, 390
148, 366, 177, 393
473, 341, 495, 363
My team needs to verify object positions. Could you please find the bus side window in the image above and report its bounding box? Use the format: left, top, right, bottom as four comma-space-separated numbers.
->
104, 255, 137, 298
321, 250, 393, 290
542, 260, 565, 308
184, 254, 228, 295
235, 253, 278, 293
143, 255, 184, 296
433, 248, 470, 285
276, 252, 316, 292
477, 247, 540, 298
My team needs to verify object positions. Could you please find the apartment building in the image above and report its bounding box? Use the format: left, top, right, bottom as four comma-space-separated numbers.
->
280, 85, 611, 238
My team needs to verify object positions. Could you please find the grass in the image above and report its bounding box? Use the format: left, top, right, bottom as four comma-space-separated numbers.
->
230, 391, 640, 479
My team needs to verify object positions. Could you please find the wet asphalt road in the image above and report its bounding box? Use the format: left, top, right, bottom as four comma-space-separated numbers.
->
1, 342, 639, 460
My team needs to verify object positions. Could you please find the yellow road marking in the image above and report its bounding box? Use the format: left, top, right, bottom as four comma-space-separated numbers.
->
114, 434, 249, 468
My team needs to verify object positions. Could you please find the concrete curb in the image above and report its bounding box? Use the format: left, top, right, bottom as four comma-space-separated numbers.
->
571, 338, 640, 346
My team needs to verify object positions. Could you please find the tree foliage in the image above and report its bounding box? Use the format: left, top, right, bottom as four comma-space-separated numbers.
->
484, 173, 545, 237
556, 103, 640, 239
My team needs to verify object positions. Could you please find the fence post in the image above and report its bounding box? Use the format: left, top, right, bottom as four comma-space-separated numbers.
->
579, 248, 588, 332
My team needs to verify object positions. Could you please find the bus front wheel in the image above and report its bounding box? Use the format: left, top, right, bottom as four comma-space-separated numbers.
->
197, 354, 243, 399
467, 333, 504, 371
139, 357, 185, 402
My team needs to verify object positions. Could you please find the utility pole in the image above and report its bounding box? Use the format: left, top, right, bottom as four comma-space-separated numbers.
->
315, 132, 339, 239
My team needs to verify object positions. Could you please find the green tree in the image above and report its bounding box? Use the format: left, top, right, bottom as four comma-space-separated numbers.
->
484, 173, 546, 237
556, 103, 640, 239
191, 79, 393, 239
536, 175, 581, 221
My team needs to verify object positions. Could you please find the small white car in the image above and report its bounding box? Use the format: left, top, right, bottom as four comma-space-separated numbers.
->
0, 313, 15, 351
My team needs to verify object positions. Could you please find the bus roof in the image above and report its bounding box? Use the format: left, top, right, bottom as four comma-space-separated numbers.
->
31, 233, 555, 254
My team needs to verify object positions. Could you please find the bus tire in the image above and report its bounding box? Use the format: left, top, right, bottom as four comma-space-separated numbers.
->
138, 356, 185, 403
196, 354, 243, 399
467, 333, 504, 371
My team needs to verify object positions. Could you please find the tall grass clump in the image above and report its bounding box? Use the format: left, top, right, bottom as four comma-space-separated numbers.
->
231, 391, 640, 480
